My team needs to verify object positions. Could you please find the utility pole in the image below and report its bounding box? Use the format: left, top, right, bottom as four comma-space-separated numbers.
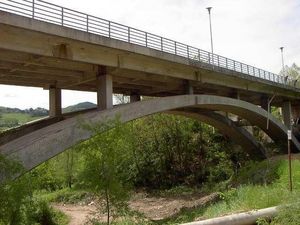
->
287, 130, 293, 192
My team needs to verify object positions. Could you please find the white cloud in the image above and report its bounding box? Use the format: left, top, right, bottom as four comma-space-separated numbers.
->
0, 0, 299, 108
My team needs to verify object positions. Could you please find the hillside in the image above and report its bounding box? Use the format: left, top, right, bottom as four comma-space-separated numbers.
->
0, 102, 96, 131
62, 102, 96, 113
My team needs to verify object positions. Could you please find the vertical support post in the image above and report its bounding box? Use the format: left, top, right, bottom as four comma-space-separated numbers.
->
87, 15, 89, 32
145, 33, 148, 47
130, 93, 141, 103
282, 101, 292, 129
96, 67, 113, 110
185, 80, 193, 95
32, 0, 35, 18
61, 8, 64, 26
260, 96, 268, 111
49, 87, 62, 117
128, 27, 130, 43
108, 21, 111, 38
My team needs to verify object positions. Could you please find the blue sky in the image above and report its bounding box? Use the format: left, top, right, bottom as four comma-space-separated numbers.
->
0, 0, 299, 109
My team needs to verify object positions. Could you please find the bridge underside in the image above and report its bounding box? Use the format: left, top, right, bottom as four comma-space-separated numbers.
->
1, 11, 300, 107
0, 95, 299, 173
1, 11, 300, 176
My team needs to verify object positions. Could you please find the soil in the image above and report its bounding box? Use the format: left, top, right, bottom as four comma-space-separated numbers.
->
52, 192, 219, 225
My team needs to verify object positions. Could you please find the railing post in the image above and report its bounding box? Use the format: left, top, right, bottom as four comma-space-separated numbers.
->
108, 21, 111, 38
187, 46, 190, 59
32, 0, 35, 18
225, 58, 228, 68
175, 42, 177, 55
240, 63, 242, 73
198, 49, 200, 61
128, 27, 130, 43
145, 32, 148, 47
217, 55, 220, 67
87, 15, 89, 32
161, 37, 163, 51
247, 65, 249, 75
233, 60, 236, 71
61, 8, 64, 26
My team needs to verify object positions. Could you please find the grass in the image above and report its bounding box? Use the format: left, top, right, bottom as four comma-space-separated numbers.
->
35, 188, 94, 204
1, 112, 41, 124
154, 158, 300, 225
37, 158, 300, 225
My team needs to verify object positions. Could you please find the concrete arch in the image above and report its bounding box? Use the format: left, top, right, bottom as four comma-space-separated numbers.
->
168, 110, 266, 160
1, 95, 297, 172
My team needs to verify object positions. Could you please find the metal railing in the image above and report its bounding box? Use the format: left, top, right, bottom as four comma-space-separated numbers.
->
0, 0, 298, 89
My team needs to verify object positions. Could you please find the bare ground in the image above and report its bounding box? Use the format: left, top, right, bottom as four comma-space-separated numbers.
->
52, 192, 219, 225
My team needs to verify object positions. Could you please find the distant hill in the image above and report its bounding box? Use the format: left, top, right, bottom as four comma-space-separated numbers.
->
62, 102, 97, 113
0, 102, 97, 131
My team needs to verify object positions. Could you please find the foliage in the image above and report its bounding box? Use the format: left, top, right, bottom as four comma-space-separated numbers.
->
36, 188, 94, 204
26, 199, 69, 225
280, 63, 300, 79
199, 159, 300, 220
128, 114, 240, 189
0, 154, 67, 225
77, 118, 134, 224
271, 201, 300, 225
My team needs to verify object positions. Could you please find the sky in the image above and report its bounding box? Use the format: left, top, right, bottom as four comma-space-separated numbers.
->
0, 0, 299, 109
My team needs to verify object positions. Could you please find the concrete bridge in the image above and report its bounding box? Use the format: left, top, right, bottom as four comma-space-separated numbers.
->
0, 0, 300, 172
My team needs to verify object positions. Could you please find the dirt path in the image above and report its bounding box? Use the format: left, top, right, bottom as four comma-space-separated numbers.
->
53, 204, 98, 225
53, 192, 218, 225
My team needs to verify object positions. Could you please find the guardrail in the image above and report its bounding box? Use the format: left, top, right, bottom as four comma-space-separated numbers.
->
0, 0, 297, 89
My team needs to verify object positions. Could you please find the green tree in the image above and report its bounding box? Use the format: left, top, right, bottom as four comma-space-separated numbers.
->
78, 118, 133, 225
280, 63, 300, 79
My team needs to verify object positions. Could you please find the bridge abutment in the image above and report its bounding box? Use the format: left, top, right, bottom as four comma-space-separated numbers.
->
49, 87, 62, 117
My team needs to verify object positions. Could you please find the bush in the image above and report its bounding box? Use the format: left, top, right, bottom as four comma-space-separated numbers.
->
26, 199, 68, 225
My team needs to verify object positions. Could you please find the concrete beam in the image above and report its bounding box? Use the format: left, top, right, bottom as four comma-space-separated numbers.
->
282, 101, 292, 129
49, 87, 62, 117
97, 72, 113, 110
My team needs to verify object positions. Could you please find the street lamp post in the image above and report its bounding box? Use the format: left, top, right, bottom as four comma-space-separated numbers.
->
206, 7, 214, 55
280, 47, 285, 75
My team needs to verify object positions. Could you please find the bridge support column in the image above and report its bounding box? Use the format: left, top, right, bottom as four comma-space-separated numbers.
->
260, 96, 268, 111
49, 87, 62, 117
130, 93, 141, 102
282, 101, 292, 129
97, 73, 113, 110
185, 80, 193, 95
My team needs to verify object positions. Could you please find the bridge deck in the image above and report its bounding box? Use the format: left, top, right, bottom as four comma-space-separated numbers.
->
0, 0, 300, 107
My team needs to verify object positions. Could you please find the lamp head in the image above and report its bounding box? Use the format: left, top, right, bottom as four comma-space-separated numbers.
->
206, 7, 212, 13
